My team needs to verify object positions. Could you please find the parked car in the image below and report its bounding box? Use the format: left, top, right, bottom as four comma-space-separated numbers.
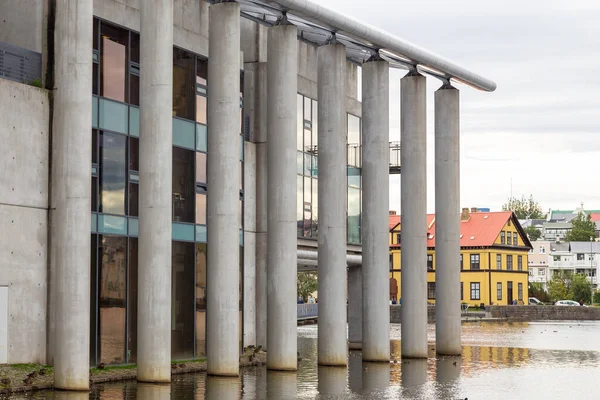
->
555, 300, 580, 306
529, 297, 544, 305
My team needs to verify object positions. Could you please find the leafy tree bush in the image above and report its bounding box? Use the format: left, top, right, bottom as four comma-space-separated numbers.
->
502, 195, 544, 219
529, 282, 550, 302
524, 225, 542, 241
570, 273, 593, 304
297, 272, 318, 302
565, 212, 596, 242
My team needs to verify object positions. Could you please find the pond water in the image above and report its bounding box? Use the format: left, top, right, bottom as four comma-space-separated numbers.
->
8, 321, 600, 399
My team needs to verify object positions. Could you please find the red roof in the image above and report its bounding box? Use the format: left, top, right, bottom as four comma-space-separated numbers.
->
389, 214, 401, 230
591, 213, 600, 222
390, 211, 529, 248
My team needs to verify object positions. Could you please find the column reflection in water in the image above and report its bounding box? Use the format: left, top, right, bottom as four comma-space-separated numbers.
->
206, 376, 241, 400
435, 356, 461, 400
266, 371, 297, 399
136, 383, 171, 399
318, 366, 347, 397
401, 359, 428, 398
348, 351, 363, 393
362, 362, 391, 394
54, 392, 91, 400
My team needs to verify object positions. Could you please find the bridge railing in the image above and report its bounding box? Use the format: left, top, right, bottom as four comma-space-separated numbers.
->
297, 303, 318, 320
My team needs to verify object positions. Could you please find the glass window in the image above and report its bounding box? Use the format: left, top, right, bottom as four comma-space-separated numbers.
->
128, 183, 138, 217
497, 282, 502, 301
172, 147, 195, 223
304, 96, 312, 121
99, 98, 128, 134
303, 176, 312, 237
427, 282, 436, 300
130, 32, 140, 64
513, 232, 518, 246
507, 255, 513, 270
312, 100, 318, 147
507, 233, 512, 245
470, 282, 480, 300
98, 236, 127, 365
195, 193, 206, 225
311, 178, 318, 237
496, 254, 502, 270
129, 74, 139, 107
297, 94, 304, 151
348, 187, 360, 244
173, 118, 196, 150
347, 114, 361, 167
196, 124, 207, 152
129, 137, 139, 171
100, 132, 126, 215
100, 25, 128, 102
173, 49, 195, 120
297, 152, 304, 175
470, 254, 480, 270
172, 222, 195, 242
196, 152, 207, 183
129, 106, 139, 137
304, 129, 311, 152
127, 238, 138, 363
195, 243, 207, 356
427, 254, 434, 271
171, 241, 195, 359
90, 234, 98, 365
297, 175, 303, 237
196, 57, 207, 86
500, 231, 505, 244
303, 153, 312, 176
348, 167, 361, 188
518, 283, 523, 301
196, 94, 207, 124
518, 255, 523, 271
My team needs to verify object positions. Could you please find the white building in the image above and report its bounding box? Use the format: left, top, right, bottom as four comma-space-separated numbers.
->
528, 240, 551, 287
548, 242, 600, 285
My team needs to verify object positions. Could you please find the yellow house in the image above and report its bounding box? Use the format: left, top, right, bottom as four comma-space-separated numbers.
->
389, 208, 532, 306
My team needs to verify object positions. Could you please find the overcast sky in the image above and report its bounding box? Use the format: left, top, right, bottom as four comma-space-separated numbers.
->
320, 0, 600, 214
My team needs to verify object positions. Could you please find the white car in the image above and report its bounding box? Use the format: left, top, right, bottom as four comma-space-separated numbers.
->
555, 300, 580, 306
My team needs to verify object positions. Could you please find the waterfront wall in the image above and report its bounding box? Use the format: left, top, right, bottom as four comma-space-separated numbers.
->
486, 305, 600, 321
0, 78, 50, 363
390, 305, 435, 324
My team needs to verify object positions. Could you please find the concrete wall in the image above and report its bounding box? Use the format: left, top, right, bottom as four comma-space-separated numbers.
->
487, 305, 600, 321
390, 305, 435, 324
0, 0, 46, 53
94, 0, 210, 56
0, 79, 50, 363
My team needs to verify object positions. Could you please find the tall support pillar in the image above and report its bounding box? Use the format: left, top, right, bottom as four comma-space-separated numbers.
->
266, 21, 298, 371
317, 41, 347, 366
435, 85, 461, 355
51, 0, 93, 390
207, 1, 241, 376
361, 59, 390, 362
347, 266, 362, 350
138, 0, 173, 382
400, 72, 428, 359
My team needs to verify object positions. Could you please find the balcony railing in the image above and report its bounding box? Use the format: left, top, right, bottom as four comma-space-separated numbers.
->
389, 141, 401, 174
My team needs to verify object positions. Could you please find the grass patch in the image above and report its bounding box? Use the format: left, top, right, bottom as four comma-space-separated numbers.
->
90, 364, 136, 374
171, 358, 206, 364
8, 363, 41, 371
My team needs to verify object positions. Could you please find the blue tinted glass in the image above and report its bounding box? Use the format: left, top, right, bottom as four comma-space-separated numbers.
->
92, 96, 99, 128
172, 222, 194, 242
99, 98, 128, 134
195, 225, 207, 243
98, 214, 127, 235
348, 187, 361, 244
128, 217, 139, 237
91, 213, 98, 233
196, 124, 207, 152
129, 106, 139, 137
173, 118, 195, 150
240, 229, 244, 246
348, 167, 361, 188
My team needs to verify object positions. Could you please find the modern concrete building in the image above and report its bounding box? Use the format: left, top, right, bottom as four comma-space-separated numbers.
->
0, 0, 494, 389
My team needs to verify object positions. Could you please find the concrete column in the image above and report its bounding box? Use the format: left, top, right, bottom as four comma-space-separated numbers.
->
400, 73, 428, 359
138, 0, 173, 383
207, 1, 241, 376
435, 85, 461, 355
317, 42, 347, 367
347, 267, 362, 350
266, 22, 298, 371
361, 59, 390, 362
206, 376, 241, 400
51, 0, 92, 390
266, 371, 298, 399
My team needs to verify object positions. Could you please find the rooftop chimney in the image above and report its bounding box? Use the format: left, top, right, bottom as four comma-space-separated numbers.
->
389, 210, 397, 215
470, 207, 478, 213
461, 208, 470, 221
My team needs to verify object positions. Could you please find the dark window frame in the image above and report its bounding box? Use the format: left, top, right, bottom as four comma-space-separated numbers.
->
470, 282, 481, 300
470, 254, 480, 270
427, 282, 436, 300
497, 282, 502, 300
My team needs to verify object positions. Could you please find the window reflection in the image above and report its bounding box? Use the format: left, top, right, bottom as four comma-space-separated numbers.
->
173, 147, 195, 223
129, 137, 139, 171
128, 183, 139, 217
172, 241, 195, 360
304, 176, 312, 236
100, 132, 126, 215
196, 93, 207, 124
348, 114, 361, 167
348, 187, 361, 244
195, 193, 206, 225
297, 175, 303, 237
297, 94, 304, 151
195, 243, 207, 356
100, 23, 128, 102
127, 238, 138, 363
173, 49, 195, 120
195, 152, 206, 183
312, 178, 318, 237
99, 235, 127, 365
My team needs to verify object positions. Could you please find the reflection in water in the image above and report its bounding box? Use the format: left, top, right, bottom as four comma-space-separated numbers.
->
9, 322, 600, 399
137, 383, 170, 400
266, 371, 297, 400
205, 376, 239, 400
317, 366, 347, 397
435, 357, 461, 400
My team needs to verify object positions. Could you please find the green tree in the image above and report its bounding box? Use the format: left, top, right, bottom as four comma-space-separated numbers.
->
297, 272, 318, 302
569, 273, 593, 304
501, 195, 544, 219
524, 225, 542, 241
547, 270, 571, 301
528, 282, 549, 302
565, 212, 596, 242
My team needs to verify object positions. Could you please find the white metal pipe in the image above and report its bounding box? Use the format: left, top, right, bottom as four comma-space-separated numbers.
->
297, 250, 362, 266
272, 0, 496, 91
